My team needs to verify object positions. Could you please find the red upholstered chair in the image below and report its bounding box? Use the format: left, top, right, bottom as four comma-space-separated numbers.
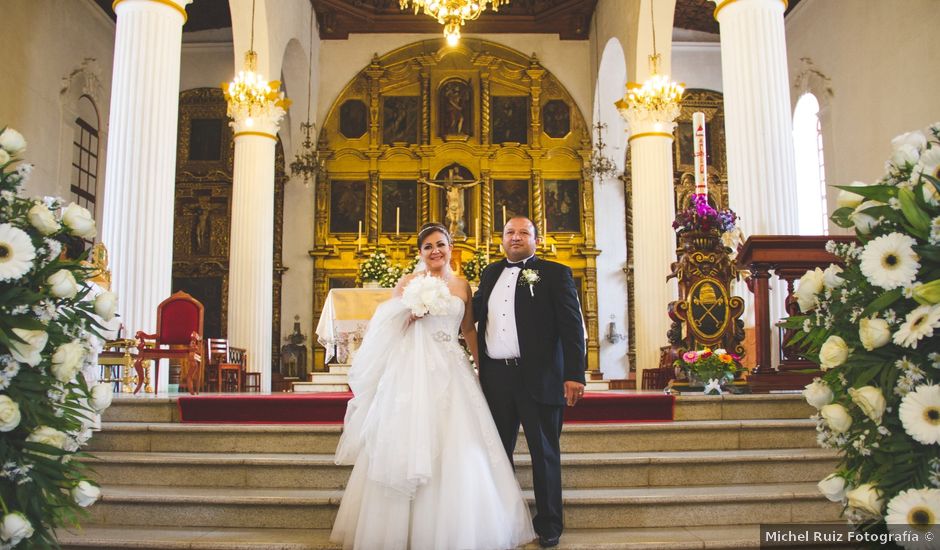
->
134, 291, 204, 395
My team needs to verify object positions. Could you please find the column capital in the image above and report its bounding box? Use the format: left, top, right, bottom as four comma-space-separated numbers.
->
624, 118, 677, 142
113, 0, 193, 22
710, 0, 787, 21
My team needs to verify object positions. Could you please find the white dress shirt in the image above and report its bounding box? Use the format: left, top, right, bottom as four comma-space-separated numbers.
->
485, 255, 534, 359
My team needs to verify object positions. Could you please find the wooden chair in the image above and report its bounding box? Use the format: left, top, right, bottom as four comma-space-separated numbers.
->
204, 338, 229, 392
642, 367, 676, 390
219, 347, 247, 392
134, 291, 204, 395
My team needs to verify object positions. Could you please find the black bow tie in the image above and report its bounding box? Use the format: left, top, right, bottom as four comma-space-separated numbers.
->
504, 259, 526, 269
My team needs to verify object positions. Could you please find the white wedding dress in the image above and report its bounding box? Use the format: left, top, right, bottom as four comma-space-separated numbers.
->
331, 293, 535, 550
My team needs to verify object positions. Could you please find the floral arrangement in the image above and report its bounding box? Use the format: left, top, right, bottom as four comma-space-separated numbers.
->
461, 249, 488, 283
358, 249, 390, 285
519, 268, 540, 297
401, 274, 452, 318
672, 193, 738, 235
674, 347, 742, 395
783, 123, 940, 544
0, 127, 116, 547
378, 264, 404, 289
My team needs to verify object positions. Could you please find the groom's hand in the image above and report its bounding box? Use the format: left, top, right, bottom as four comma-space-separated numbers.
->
564, 381, 585, 406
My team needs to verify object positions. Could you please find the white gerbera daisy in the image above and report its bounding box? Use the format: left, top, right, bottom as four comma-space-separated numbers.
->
859, 233, 920, 290
885, 488, 940, 549
0, 223, 36, 282
899, 385, 940, 445
893, 305, 940, 349
913, 147, 940, 205
930, 216, 940, 246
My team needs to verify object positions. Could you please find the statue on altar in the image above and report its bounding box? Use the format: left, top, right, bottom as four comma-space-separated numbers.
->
419, 165, 482, 239
280, 316, 308, 379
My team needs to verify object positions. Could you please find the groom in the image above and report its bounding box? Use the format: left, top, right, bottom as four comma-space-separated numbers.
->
473, 216, 586, 548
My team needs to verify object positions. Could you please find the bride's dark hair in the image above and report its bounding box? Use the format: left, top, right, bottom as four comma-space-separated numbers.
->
417, 222, 452, 247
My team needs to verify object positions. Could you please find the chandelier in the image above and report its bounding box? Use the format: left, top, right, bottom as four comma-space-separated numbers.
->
615, 1, 683, 125
290, 8, 323, 185
587, 122, 618, 180
400, 0, 511, 46
223, 0, 289, 130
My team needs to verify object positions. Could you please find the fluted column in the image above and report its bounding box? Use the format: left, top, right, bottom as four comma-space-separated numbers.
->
624, 119, 678, 383
102, 0, 191, 392
712, 0, 798, 365
228, 122, 279, 392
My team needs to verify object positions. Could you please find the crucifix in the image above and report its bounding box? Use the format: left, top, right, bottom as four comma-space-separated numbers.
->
418, 166, 482, 239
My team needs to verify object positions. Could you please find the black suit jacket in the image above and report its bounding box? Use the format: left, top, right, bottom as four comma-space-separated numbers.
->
473, 256, 586, 405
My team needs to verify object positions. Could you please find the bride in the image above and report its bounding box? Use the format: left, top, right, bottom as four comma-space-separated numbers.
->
330, 223, 535, 550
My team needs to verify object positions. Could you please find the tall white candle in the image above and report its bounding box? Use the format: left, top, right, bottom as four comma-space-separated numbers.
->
502, 205, 507, 228
396, 207, 400, 236
693, 111, 708, 196
357, 220, 362, 252
475, 216, 480, 249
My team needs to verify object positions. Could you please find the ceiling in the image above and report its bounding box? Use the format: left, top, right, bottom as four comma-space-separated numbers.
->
94, 0, 802, 38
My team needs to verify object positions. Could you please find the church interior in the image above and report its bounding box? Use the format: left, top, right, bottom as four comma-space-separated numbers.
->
2, 0, 938, 547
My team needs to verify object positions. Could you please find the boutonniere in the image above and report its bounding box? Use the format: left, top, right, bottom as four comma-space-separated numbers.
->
518, 269, 540, 296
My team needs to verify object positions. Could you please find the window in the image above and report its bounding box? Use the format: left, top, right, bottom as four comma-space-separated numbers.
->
792, 93, 828, 235
71, 116, 98, 218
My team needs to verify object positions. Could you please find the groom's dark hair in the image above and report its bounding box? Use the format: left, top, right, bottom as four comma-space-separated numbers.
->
417, 222, 452, 247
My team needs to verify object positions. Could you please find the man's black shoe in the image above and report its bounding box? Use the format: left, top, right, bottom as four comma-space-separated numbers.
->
538, 535, 560, 548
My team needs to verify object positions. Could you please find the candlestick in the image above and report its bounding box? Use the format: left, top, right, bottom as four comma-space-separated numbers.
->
357, 220, 362, 252
395, 207, 400, 236
475, 216, 480, 250
502, 205, 507, 228
551, 243, 556, 254
693, 111, 708, 196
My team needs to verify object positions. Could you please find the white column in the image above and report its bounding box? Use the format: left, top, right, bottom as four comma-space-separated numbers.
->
228, 123, 278, 392
712, 0, 798, 365
625, 119, 678, 384
101, 0, 191, 392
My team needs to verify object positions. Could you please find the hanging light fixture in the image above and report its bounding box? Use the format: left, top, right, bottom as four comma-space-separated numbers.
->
399, 0, 512, 46
290, 7, 322, 186
615, 1, 684, 127
587, 9, 618, 181
223, 0, 290, 130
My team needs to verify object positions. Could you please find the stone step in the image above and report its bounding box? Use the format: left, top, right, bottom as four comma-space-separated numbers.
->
585, 380, 610, 391
82, 482, 840, 530
87, 418, 818, 454
85, 448, 837, 490
308, 373, 348, 384
328, 364, 351, 375
291, 382, 349, 393
100, 392, 814, 423
57, 523, 847, 550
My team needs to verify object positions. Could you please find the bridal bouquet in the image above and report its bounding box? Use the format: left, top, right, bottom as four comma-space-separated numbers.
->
0, 126, 115, 547
782, 123, 940, 545
401, 274, 452, 318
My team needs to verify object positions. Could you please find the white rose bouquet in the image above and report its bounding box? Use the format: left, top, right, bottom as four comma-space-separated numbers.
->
782, 123, 940, 543
0, 126, 113, 547
401, 274, 452, 318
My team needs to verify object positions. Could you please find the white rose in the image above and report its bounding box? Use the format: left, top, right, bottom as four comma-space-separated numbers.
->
819, 335, 849, 371
802, 379, 833, 410
891, 144, 920, 167
0, 149, 9, 166
0, 128, 27, 156
822, 265, 845, 289
891, 130, 927, 152
858, 318, 891, 351
0, 395, 21, 432
850, 201, 881, 234
8, 328, 48, 367
47, 269, 78, 299
61, 203, 96, 239
89, 383, 113, 412
794, 267, 825, 313
821, 403, 853, 433
94, 291, 118, 321
846, 483, 883, 516
849, 386, 886, 425
71, 481, 101, 507
0, 512, 33, 546
817, 474, 847, 502
26, 426, 68, 449
51, 341, 85, 383
836, 182, 867, 210
27, 203, 60, 236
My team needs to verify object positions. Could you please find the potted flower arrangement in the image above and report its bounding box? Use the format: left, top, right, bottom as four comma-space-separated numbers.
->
461, 249, 488, 283
0, 126, 115, 547
672, 193, 738, 236
674, 347, 742, 395
378, 264, 404, 289
358, 249, 390, 288
782, 123, 940, 543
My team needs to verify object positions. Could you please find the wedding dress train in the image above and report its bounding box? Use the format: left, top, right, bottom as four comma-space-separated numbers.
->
330, 294, 535, 550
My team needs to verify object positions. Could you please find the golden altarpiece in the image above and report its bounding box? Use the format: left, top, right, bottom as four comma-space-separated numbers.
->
173, 88, 287, 374
623, 89, 730, 371
311, 39, 602, 373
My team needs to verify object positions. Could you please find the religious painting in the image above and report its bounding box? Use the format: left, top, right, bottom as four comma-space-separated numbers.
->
544, 179, 581, 233
676, 121, 694, 168
382, 96, 419, 145
329, 180, 366, 234
381, 180, 418, 234
340, 100, 367, 139
188, 118, 223, 161
328, 277, 357, 290
172, 277, 223, 339
492, 96, 529, 144
432, 163, 477, 239
542, 100, 570, 138
438, 79, 472, 138
491, 179, 530, 231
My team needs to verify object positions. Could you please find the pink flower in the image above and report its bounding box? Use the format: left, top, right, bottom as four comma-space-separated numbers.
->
682, 351, 698, 364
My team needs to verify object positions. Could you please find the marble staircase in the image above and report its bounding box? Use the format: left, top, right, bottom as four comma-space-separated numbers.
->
59, 394, 842, 549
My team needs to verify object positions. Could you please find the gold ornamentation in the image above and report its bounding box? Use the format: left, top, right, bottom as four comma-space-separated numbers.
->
112, 0, 188, 22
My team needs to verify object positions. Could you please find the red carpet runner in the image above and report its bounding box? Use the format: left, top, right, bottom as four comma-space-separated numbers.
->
177, 392, 674, 424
